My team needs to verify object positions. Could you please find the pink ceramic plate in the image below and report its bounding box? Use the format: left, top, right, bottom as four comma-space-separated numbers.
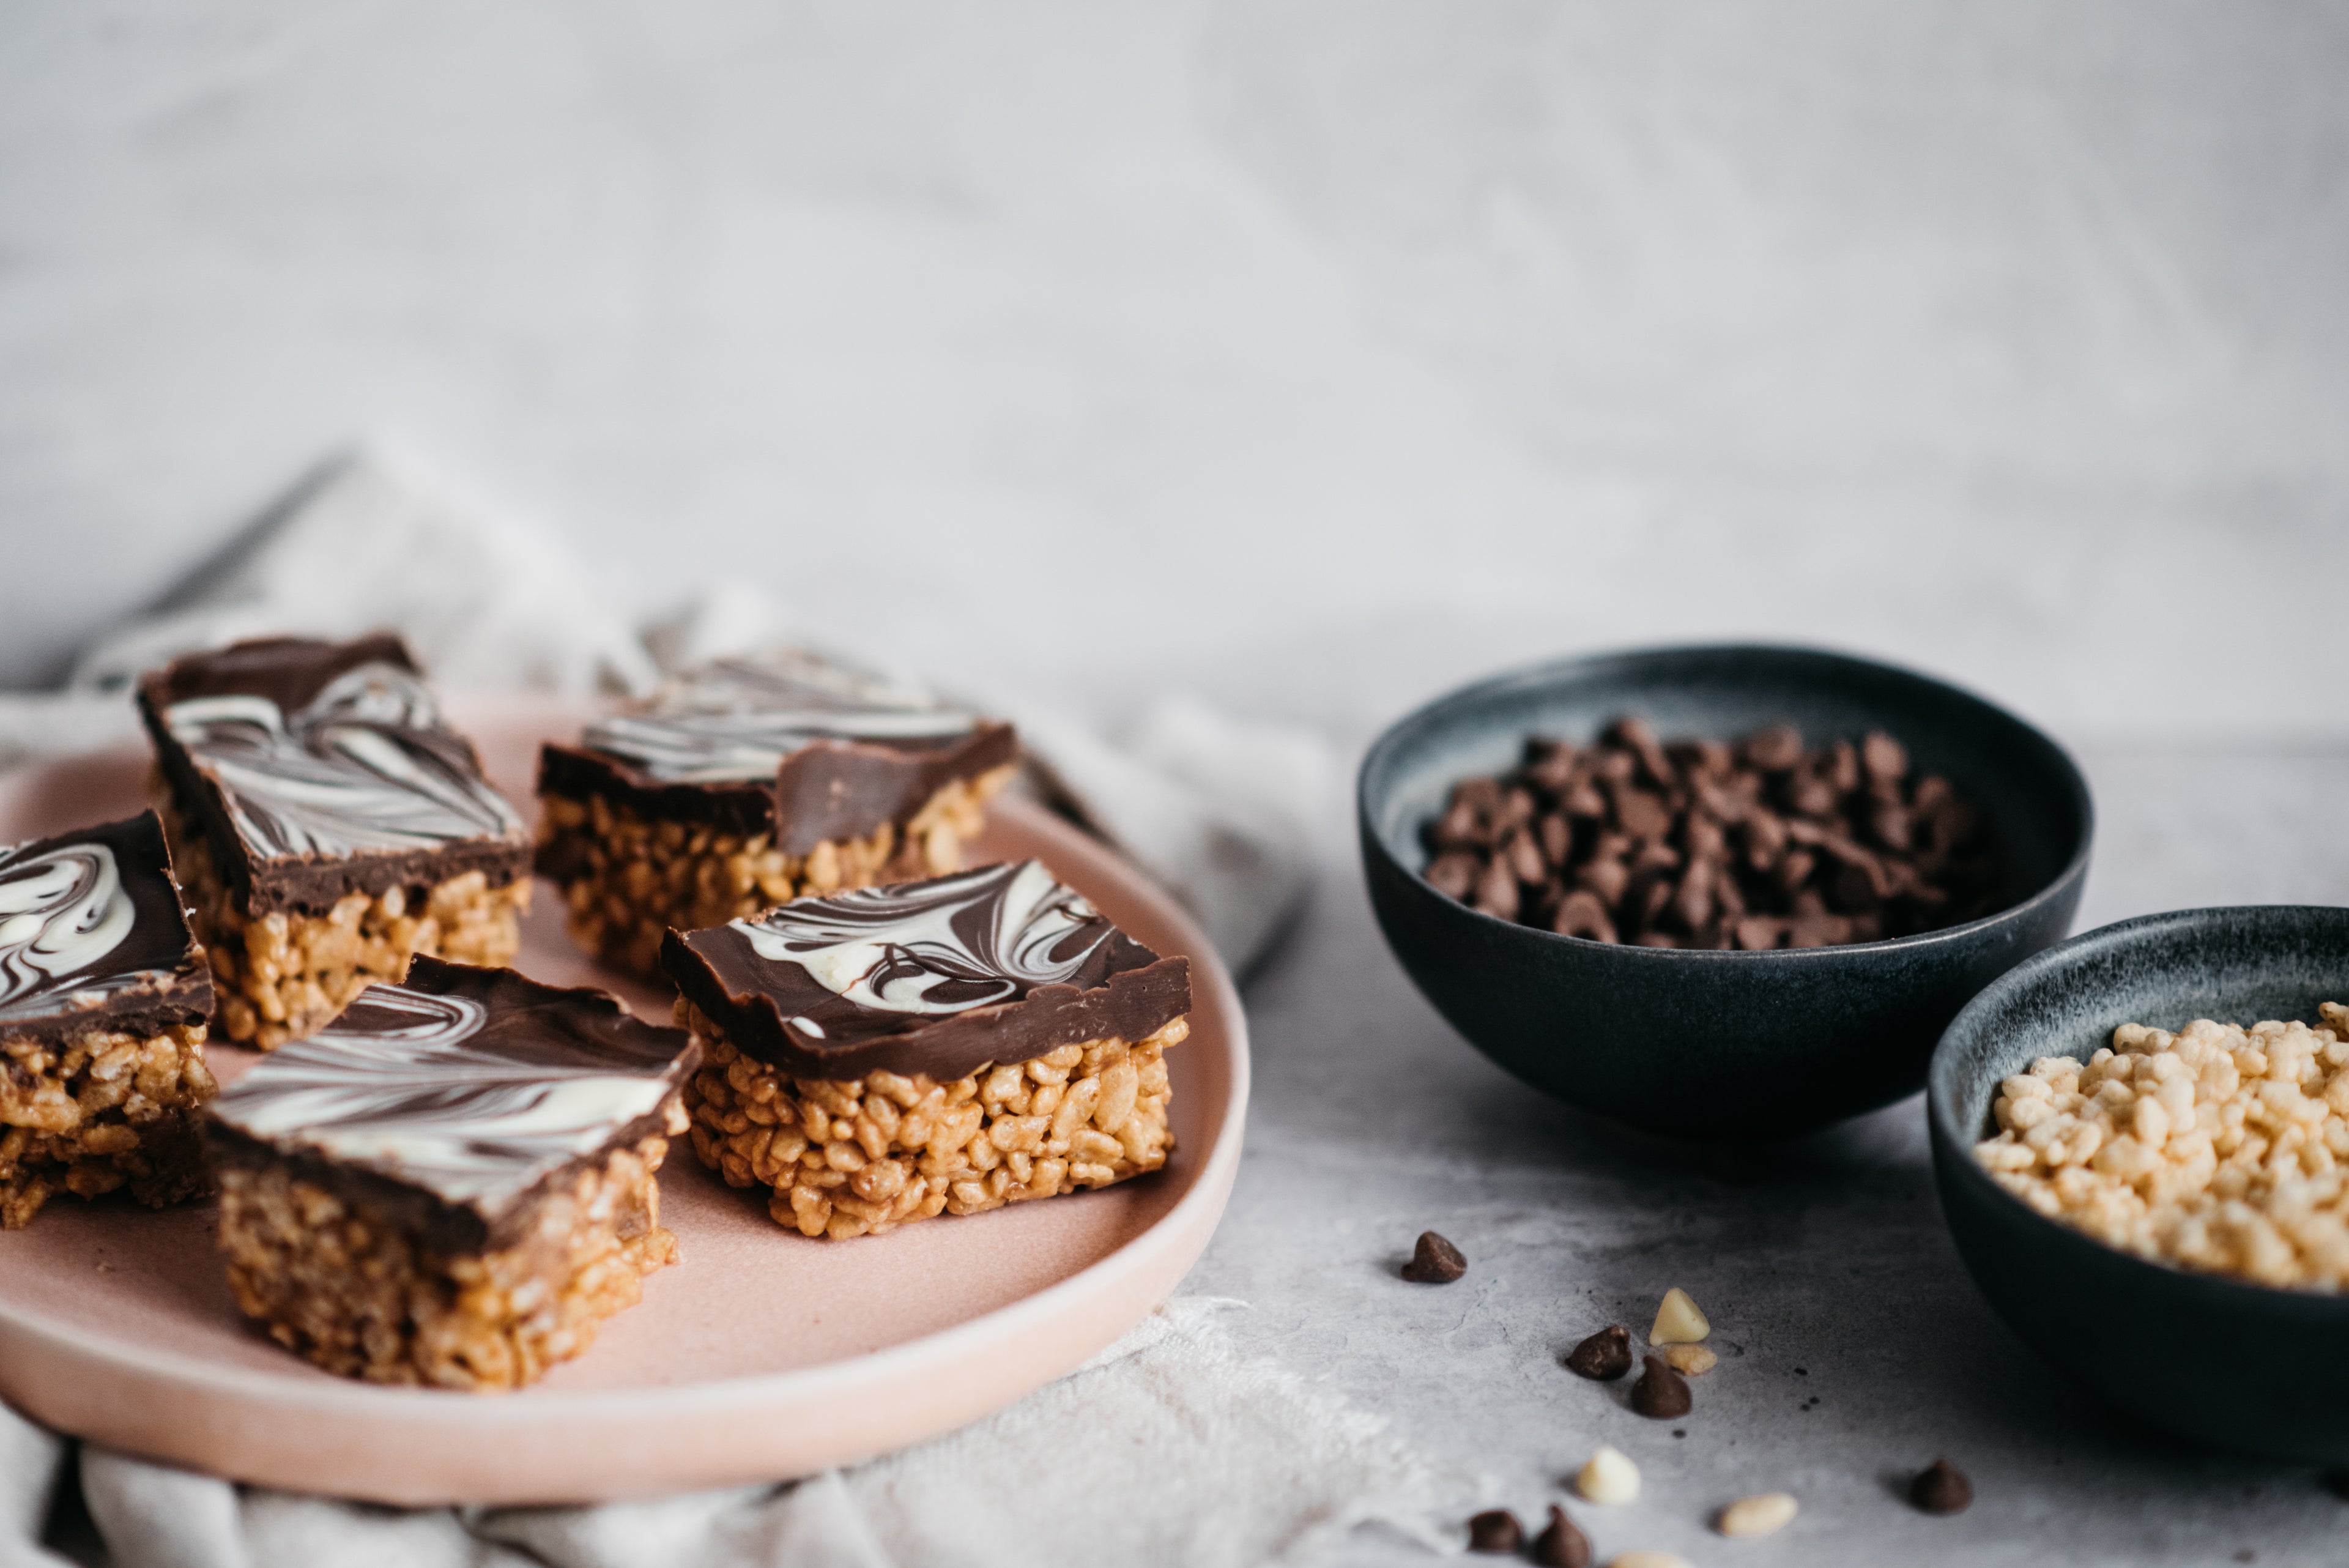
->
0, 700, 1249, 1504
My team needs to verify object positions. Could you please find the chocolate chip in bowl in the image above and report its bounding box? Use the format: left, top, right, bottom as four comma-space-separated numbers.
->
1358, 645, 2092, 1139
1422, 716, 1999, 949
1930, 905, 2349, 1462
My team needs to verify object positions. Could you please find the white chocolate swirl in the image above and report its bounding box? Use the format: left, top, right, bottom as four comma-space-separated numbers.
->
0, 841, 138, 1018
585, 648, 978, 784
163, 662, 523, 860
738, 859, 1107, 1017
213, 983, 679, 1208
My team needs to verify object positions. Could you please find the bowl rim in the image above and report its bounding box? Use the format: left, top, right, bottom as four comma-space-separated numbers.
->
1927, 902, 2349, 1316
1356, 641, 2095, 963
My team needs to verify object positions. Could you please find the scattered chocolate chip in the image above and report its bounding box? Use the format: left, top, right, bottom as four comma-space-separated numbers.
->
1910, 1457, 1973, 1515
2233, 1553, 2255, 1565
1564, 1325, 1634, 1381
1467, 1509, 1523, 1553
1629, 1353, 1693, 1419
1530, 1504, 1592, 1568
1401, 1230, 1467, 1284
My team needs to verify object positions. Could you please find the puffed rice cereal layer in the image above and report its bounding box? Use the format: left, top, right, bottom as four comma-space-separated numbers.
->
166, 798, 529, 1050
678, 999, 1181, 1241
1976, 1001, 2349, 1290
1, 1022, 215, 1230
213, 1127, 681, 1391
538, 766, 1011, 981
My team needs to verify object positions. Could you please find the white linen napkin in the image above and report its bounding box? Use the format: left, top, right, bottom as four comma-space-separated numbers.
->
0, 445, 1327, 974
5, 1300, 1444, 1568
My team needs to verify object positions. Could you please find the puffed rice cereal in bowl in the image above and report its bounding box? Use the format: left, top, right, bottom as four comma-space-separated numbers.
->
1974, 1001, 2349, 1290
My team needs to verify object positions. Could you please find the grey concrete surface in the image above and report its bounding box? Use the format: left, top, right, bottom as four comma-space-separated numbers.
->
1188, 734, 2349, 1566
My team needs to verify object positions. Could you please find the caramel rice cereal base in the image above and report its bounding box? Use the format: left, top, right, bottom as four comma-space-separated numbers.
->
1, 1021, 215, 1230
679, 1000, 1181, 1241
539, 767, 1008, 979
213, 1131, 679, 1391
167, 798, 529, 1050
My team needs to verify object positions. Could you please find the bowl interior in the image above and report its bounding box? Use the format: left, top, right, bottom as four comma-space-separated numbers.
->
1932, 905, 2349, 1152
1362, 644, 2090, 931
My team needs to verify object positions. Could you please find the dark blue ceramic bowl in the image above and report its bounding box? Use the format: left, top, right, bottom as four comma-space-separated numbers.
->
1358, 645, 2092, 1139
1931, 906, 2349, 1462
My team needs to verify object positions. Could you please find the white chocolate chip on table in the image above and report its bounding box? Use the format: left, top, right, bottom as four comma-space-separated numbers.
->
1650, 1287, 1710, 1344
1607, 1554, 1694, 1568
1576, 1444, 1641, 1505
1717, 1492, 1798, 1537
1663, 1343, 1716, 1376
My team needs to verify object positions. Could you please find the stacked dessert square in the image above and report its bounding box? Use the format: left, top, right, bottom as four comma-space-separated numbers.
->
535, 650, 1017, 977
663, 858, 1189, 1239
0, 812, 216, 1228
202, 956, 699, 1389
138, 634, 533, 1049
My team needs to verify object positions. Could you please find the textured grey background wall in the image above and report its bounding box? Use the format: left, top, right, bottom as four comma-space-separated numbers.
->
4, 2, 2344, 733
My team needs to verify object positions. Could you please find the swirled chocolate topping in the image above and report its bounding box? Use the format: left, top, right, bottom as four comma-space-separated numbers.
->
0, 812, 212, 1045
537, 647, 1017, 853
663, 859, 1191, 1082
204, 956, 698, 1249
588, 650, 982, 784
138, 635, 530, 916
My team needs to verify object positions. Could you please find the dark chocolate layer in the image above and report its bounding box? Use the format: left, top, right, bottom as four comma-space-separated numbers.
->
533, 647, 1016, 853
202, 955, 699, 1252
538, 726, 1016, 852
662, 859, 1192, 1082
0, 811, 213, 1046
136, 634, 530, 917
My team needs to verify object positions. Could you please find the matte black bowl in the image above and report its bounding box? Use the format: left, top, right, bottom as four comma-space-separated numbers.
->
1357, 645, 2092, 1139
1931, 906, 2349, 1462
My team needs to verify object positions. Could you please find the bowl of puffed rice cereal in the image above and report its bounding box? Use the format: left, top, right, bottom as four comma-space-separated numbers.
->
1359, 644, 2092, 1138
1931, 904, 2349, 1461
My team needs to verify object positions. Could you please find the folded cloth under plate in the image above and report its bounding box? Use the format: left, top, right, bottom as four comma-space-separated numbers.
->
3, 1299, 1445, 1568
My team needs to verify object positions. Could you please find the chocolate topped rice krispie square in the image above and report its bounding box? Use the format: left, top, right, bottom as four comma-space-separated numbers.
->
203, 955, 699, 1390
662, 858, 1187, 1240
137, 634, 533, 1049
0, 811, 216, 1228
536, 648, 1017, 977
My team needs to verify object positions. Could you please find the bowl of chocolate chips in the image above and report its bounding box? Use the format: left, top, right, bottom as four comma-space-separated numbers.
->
1357, 645, 2092, 1138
